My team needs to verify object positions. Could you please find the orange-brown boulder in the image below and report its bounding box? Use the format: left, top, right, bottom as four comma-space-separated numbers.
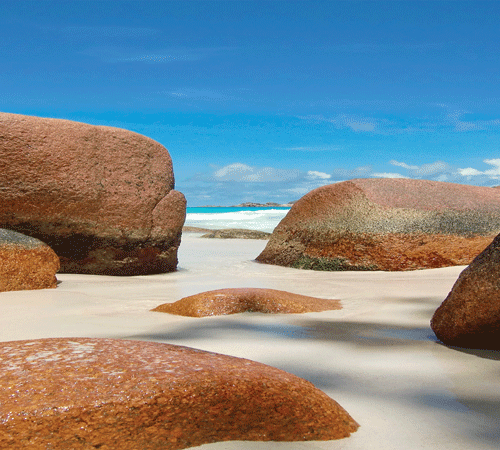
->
0, 228, 59, 292
0, 112, 186, 275
431, 233, 500, 349
256, 178, 500, 271
0, 338, 359, 449
152, 287, 341, 316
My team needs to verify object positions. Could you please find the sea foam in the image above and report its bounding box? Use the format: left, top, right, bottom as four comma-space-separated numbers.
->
184, 208, 290, 233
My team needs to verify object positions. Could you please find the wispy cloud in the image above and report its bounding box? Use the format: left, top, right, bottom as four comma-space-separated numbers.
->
299, 114, 380, 133
281, 145, 342, 152
83, 45, 234, 64
390, 160, 419, 170
61, 26, 160, 39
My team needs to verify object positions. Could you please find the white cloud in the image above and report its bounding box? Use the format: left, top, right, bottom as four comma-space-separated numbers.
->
413, 161, 451, 177
484, 159, 500, 176
372, 172, 408, 179
458, 167, 483, 176
307, 171, 331, 180
389, 160, 419, 170
211, 163, 301, 183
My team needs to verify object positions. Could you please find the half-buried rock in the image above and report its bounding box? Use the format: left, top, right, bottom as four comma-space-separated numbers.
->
0, 338, 359, 449
431, 233, 500, 349
0, 112, 186, 275
256, 178, 500, 271
152, 287, 342, 316
0, 228, 59, 292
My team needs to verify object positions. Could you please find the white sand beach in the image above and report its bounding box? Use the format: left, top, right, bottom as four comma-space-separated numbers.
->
1, 233, 499, 450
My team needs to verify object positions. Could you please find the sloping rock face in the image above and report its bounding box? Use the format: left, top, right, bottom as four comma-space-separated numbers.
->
152, 287, 341, 316
256, 178, 500, 271
431, 233, 500, 349
0, 112, 186, 275
0, 338, 359, 449
0, 228, 59, 292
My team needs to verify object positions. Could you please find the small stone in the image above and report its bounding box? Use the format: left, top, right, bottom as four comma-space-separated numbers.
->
152, 287, 341, 317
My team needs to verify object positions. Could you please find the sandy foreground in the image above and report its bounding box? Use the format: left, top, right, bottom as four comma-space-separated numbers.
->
1, 233, 499, 450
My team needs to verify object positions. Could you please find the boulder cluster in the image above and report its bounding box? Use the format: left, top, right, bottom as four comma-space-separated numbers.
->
0, 112, 186, 279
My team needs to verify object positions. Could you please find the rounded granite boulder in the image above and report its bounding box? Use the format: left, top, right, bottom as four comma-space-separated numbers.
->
0, 228, 59, 292
0, 112, 186, 275
256, 178, 500, 271
431, 233, 500, 349
0, 338, 359, 449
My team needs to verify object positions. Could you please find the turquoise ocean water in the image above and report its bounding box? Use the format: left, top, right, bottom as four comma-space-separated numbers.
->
184, 207, 291, 233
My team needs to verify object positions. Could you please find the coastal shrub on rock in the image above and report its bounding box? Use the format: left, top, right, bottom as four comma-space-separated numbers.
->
256, 178, 500, 271
0, 228, 59, 292
0, 112, 186, 275
431, 233, 500, 349
0, 338, 359, 449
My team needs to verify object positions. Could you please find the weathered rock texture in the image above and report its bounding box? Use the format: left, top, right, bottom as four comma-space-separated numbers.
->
200, 228, 271, 239
256, 179, 500, 271
152, 288, 341, 317
0, 228, 59, 292
0, 338, 359, 449
0, 112, 186, 275
431, 233, 500, 349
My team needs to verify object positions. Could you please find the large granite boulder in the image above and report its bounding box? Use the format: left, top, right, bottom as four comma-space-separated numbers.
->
256, 178, 500, 271
431, 233, 500, 349
152, 287, 341, 317
0, 112, 186, 275
0, 228, 59, 292
0, 338, 359, 449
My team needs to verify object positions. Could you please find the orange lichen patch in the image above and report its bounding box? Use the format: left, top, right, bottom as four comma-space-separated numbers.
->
0, 246, 59, 292
152, 288, 342, 317
0, 338, 359, 449
304, 233, 494, 271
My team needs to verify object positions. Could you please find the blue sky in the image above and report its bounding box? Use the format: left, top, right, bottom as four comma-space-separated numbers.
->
1, 0, 500, 205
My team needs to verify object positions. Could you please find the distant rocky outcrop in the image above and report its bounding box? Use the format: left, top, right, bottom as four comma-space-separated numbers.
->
431, 233, 500, 349
0, 338, 359, 449
0, 229, 59, 292
233, 202, 294, 207
152, 287, 341, 316
200, 228, 271, 239
0, 112, 186, 275
256, 179, 500, 271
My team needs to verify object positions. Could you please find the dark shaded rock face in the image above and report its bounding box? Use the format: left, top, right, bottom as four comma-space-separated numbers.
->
0, 112, 186, 275
256, 178, 500, 271
152, 287, 341, 317
0, 338, 359, 449
0, 228, 59, 292
431, 233, 500, 349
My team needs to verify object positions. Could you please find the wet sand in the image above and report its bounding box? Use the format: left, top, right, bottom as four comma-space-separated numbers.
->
1, 233, 499, 449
